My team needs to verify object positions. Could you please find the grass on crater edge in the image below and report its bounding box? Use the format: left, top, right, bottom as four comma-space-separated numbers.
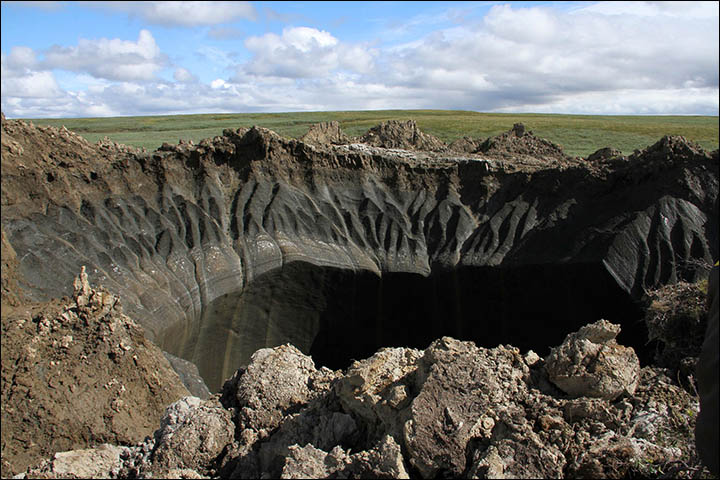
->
19, 109, 719, 158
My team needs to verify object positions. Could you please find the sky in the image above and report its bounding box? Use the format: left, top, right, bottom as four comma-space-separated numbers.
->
1, 1, 718, 118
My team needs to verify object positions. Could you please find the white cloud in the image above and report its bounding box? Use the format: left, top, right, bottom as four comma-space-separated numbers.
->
41, 29, 165, 82
240, 27, 376, 79
173, 67, 197, 83
1, 2, 717, 118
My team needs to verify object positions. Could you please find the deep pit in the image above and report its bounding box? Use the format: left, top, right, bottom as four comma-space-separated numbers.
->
161, 261, 648, 393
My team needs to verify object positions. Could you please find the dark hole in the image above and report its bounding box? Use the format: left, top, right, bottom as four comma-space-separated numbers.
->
46, 172, 55, 182
163, 261, 647, 393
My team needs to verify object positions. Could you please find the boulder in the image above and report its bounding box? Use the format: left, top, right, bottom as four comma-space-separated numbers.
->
545, 319, 640, 400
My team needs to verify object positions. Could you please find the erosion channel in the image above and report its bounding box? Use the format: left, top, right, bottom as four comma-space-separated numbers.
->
2, 118, 717, 394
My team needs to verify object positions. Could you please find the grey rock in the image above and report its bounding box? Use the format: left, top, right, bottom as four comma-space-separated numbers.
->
144, 397, 234, 477
19, 444, 130, 479
545, 319, 640, 400
163, 352, 212, 399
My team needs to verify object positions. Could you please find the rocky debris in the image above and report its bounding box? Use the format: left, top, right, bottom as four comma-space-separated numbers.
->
630, 135, 715, 164
586, 146, 625, 162
545, 319, 640, 400
643, 280, 709, 382
696, 264, 719, 475
18, 444, 132, 479
0, 268, 189, 477
142, 397, 235, 478
280, 435, 409, 479
477, 122, 569, 161
15, 315, 711, 479
301, 121, 350, 145
358, 119, 447, 151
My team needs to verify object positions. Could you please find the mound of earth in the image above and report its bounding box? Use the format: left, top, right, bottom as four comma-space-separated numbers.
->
477, 122, 569, 161
587, 146, 625, 162
358, 119, 446, 151
16, 320, 708, 479
300, 121, 350, 145
447, 135, 483, 154
1, 268, 189, 476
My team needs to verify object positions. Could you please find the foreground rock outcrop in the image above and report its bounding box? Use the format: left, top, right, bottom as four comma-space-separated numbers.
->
16, 320, 706, 479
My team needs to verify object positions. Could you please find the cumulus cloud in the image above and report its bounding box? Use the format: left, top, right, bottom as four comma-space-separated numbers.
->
85, 1, 256, 27
239, 27, 376, 79
42, 29, 165, 81
2, 2, 717, 118
371, 3, 719, 113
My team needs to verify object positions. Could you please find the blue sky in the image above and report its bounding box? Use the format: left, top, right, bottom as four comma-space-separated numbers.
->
1, 1, 718, 118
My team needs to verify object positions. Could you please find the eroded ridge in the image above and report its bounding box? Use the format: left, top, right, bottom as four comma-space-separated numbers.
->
2, 116, 718, 391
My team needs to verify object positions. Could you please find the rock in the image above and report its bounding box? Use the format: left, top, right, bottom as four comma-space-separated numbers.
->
335, 347, 422, 440
163, 352, 212, 399
402, 337, 564, 478
280, 435, 409, 479
233, 344, 328, 435
545, 319, 640, 400
696, 264, 719, 475
19, 444, 129, 479
143, 397, 235, 478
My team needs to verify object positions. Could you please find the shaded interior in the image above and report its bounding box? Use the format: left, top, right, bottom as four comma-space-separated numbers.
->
163, 261, 648, 393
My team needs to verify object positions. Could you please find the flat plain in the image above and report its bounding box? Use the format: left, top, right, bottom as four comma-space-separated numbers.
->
21, 109, 719, 158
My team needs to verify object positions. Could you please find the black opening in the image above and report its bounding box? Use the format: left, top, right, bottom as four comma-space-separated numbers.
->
175, 260, 648, 393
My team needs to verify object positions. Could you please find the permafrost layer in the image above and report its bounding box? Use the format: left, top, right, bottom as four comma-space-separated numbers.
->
2, 120, 718, 391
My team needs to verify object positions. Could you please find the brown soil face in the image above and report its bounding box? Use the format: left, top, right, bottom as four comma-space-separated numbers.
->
0, 270, 189, 476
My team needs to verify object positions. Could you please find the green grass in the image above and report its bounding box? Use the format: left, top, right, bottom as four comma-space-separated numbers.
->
21, 110, 719, 158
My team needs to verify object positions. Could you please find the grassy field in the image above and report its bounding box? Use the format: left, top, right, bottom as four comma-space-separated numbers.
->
21, 110, 719, 158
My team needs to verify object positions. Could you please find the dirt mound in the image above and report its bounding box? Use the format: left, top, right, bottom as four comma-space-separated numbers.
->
358, 119, 446, 151
477, 123, 569, 161
447, 135, 483, 153
0, 268, 189, 476
630, 135, 715, 163
586, 146, 625, 162
301, 121, 350, 145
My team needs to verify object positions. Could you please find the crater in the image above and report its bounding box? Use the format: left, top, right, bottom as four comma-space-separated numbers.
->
2, 120, 716, 396
161, 261, 647, 393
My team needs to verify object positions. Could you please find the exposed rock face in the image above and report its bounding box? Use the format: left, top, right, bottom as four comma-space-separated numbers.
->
15, 323, 707, 478
0, 268, 189, 476
1, 115, 717, 396
545, 319, 640, 400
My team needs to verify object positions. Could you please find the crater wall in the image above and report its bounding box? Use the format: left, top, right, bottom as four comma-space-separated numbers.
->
2, 120, 717, 391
